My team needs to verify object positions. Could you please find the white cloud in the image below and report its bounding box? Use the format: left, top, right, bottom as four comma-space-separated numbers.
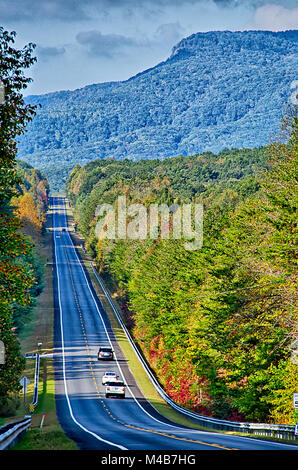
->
153, 22, 185, 44
76, 30, 138, 58
37, 45, 66, 61
252, 3, 298, 31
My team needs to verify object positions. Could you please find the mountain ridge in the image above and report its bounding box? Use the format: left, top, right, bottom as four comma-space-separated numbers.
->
19, 30, 298, 187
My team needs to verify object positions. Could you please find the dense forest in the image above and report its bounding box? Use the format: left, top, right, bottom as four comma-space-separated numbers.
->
67, 113, 297, 424
0, 29, 49, 416
18, 30, 298, 191
11, 160, 49, 333
0, 159, 49, 416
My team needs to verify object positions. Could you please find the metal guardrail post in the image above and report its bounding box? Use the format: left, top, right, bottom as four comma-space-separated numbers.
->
0, 416, 32, 450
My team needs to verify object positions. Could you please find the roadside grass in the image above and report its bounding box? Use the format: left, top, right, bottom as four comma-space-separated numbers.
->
66, 201, 298, 446
13, 358, 76, 450
10, 197, 292, 448
12, 204, 77, 450
89, 273, 202, 430
66, 205, 211, 432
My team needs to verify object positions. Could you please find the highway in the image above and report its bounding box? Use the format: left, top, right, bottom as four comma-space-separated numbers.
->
52, 196, 297, 451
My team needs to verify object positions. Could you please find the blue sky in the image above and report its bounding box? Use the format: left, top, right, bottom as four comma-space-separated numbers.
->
1, 0, 297, 95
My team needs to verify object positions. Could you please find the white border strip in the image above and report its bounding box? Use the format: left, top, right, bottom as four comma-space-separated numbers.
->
53, 196, 127, 450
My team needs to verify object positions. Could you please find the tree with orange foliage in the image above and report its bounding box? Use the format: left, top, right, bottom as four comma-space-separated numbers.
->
14, 192, 42, 241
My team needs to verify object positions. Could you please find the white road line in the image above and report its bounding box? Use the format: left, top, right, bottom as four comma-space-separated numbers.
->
53, 196, 127, 450
54, 196, 298, 451
58, 198, 298, 451
61, 197, 192, 432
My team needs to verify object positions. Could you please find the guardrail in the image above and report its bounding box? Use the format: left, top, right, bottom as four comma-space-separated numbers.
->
0, 353, 40, 450
91, 263, 297, 442
0, 416, 31, 450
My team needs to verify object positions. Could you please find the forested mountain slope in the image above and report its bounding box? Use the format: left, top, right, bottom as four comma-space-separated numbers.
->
18, 30, 298, 189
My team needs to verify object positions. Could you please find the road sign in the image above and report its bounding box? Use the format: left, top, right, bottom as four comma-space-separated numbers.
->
293, 393, 298, 409
295, 424, 298, 436
20, 376, 30, 411
20, 376, 30, 391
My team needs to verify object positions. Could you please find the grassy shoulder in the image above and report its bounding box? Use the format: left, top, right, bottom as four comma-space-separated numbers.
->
65, 203, 215, 432
12, 203, 77, 450
66, 201, 298, 445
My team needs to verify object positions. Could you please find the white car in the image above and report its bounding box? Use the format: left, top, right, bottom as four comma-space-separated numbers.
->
105, 380, 126, 399
102, 371, 117, 385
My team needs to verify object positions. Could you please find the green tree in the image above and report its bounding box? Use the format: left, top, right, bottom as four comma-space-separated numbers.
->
0, 28, 37, 412
66, 110, 297, 423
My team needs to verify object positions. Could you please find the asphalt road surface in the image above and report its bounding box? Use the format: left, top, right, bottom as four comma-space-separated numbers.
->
52, 196, 297, 452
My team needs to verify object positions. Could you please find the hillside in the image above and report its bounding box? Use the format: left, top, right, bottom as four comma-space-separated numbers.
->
0, 159, 49, 415
67, 146, 267, 219
12, 160, 49, 331
66, 115, 298, 424
18, 30, 298, 189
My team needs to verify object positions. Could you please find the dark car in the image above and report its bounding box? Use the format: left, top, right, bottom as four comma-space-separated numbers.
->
97, 347, 114, 360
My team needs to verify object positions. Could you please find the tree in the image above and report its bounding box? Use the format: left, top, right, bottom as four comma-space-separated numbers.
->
0, 28, 37, 411
14, 192, 42, 241
66, 109, 297, 422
